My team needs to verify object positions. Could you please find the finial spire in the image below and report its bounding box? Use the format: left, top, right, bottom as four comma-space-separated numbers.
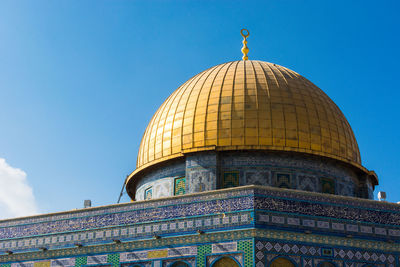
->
241, 29, 250, 60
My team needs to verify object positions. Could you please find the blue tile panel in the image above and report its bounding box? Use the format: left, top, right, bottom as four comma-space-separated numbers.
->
0, 186, 399, 254
186, 152, 218, 194
0, 196, 253, 239
0, 235, 398, 267
0, 240, 254, 267
136, 161, 186, 189
136, 151, 373, 200
219, 151, 365, 197
252, 187, 400, 226
255, 239, 397, 267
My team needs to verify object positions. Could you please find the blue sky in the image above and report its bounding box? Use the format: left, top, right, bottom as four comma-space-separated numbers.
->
0, 0, 399, 217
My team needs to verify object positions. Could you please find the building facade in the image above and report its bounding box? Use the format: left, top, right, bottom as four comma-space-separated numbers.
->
1, 35, 398, 267
0, 186, 399, 267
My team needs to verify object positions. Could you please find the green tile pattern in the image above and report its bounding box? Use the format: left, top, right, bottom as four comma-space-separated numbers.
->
238, 239, 253, 267
174, 177, 186, 195
107, 253, 119, 267
197, 244, 212, 267
75, 256, 87, 267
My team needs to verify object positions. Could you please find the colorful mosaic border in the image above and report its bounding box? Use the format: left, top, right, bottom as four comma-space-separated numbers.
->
255, 239, 398, 267
1, 186, 400, 255
2, 228, 400, 264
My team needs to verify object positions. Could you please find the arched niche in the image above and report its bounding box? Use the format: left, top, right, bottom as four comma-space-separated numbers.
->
169, 261, 190, 267
269, 256, 296, 267
211, 256, 241, 267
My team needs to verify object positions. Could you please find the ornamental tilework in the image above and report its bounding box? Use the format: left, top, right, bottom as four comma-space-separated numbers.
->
245, 171, 271, 186
144, 187, 153, 200
87, 255, 108, 265
33, 261, 50, 267
189, 171, 215, 193
302, 258, 313, 267
220, 151, 359, 197
321, 177, 335, 194
0, 188, 248, 229
0, 196, 253, 242
207, 253, 243, 266
136, 161, 186, 189
136, 178, 176, 201
106, 254, 119, 267
237, 240, 253, 267
1, 240, 253, 267
162, 258, 195, 267
297, 173, 317, 192
1, 186, 400, 267
255, 239, 397, 267
1, 185, 397, 231
197, 244, 212, 267
253, 191, 400, 226
1, 186, 400, 255
211, 242, 237, 253
174, 177, 186, 195
74, 257, 86, 267
221, 152, 356, 181
255, 209, 399, 243
120, 263, 151, 267
275, 173, 291, 189
222, 172, 239, 188
266, 254, 301, 266
11, 262, 34, 267
186, 153, 217, 194
50, 258, 75, 267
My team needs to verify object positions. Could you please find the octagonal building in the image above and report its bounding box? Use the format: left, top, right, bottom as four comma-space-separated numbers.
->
1, 32, 399, 267
126, 60, 377, 202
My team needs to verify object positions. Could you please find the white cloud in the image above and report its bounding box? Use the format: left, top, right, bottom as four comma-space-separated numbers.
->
0, 158, 38, 219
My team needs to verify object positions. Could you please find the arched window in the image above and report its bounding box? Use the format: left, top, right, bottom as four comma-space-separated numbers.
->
170, 261, 190, 267
212, 256, 240, 267
318, 262, 336, 267
270, 257, 295, 267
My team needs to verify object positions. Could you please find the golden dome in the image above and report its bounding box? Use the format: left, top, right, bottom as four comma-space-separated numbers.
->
132, 60, 363, 178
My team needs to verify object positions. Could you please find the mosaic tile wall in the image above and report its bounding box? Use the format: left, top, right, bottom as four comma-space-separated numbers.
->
1, 186, 399, 256
136, 177, 175, 201
0, 240, 253, 267
222, 171, 239, 188
186, 153, 218, 194
135, 161, 186, 193
220, 151, 362, 198
134, 151, 373, 200
174, 177, 186, 195
0, 187, 255, 254
1, 186, 399, 267
255, 239, 398, 267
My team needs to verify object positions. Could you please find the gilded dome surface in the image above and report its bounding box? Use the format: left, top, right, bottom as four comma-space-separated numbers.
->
134, 60, 361, 174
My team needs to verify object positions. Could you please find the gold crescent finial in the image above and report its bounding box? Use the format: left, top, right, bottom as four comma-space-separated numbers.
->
241, 29, 250, 60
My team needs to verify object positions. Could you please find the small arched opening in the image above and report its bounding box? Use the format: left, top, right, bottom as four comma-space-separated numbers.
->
170, 261, 190, 267
269, 256, 296, 267
211, 256, 240, 267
